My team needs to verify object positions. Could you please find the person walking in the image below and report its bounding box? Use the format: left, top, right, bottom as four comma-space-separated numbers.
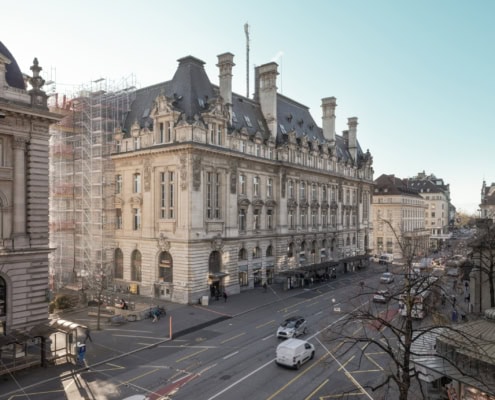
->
152, 307, 159, 322
83, 326, 93, 343
223, 290, 228, 302
77, 342, 86, 366
263, 282, 267, 292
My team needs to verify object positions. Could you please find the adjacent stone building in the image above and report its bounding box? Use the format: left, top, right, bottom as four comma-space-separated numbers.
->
480, 180, 495, 221
371, 174, 429, 259
405, 171, 452, 250
0, 42, 60, 372
111, 53, 374, 304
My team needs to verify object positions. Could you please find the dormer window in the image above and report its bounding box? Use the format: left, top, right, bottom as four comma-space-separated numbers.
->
244, 115, 253, 127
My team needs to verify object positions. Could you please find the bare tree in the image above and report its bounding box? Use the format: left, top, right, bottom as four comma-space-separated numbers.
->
84, 266, 112, 330
470, 219, 495, 309
322, 219, 495, 399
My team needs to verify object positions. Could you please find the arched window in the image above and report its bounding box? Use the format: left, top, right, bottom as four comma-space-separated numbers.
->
114, 249, 123, 279
287, 242, 294, 258
253, 247, 261, 259
159, 252, 173, 283
266, 245, 273, 257
346, 236, 351, 246
131, 250, 142, 282
238, 248, 248, 261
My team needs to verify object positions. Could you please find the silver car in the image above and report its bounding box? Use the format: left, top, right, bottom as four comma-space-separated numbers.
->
277, 316, 307, 339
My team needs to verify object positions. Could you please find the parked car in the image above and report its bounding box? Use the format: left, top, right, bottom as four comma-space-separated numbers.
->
373, 289, 391, 303
379, 254, 394, 264
276, 338, 315, 369
380, 272, 394, 284
277, 316, 307, 339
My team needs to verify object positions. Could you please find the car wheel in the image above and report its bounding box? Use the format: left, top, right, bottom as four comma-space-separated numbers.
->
296, 361, 301, 370
303, 327, 307, 334
310, 351, 314, 360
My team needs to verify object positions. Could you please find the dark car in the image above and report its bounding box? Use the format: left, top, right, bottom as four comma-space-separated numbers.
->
276, 316, 307, 339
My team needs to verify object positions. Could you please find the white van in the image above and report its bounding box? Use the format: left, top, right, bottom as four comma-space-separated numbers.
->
276, 338, 315, 369
379, 254, 394, 264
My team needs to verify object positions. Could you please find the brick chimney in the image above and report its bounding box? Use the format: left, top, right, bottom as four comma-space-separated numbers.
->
321, 97, 337, 145
348, 117, 358, 162
217, 52, 235, 124
257, 62, 278, 138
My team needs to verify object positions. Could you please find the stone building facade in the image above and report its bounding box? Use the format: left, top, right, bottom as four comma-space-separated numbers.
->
371, 174, 430, 259
112, 53, 374, 304
0, 42, 60, 371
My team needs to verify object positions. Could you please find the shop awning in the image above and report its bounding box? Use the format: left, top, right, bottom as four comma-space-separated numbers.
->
209, 272, 229, 279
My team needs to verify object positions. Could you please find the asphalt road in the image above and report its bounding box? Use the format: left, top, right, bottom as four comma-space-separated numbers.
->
3, 267, 409, 400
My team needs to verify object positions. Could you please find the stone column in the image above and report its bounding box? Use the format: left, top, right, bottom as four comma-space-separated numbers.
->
13, 137, 27, 237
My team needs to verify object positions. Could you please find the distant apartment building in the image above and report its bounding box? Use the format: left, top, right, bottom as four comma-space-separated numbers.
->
109, 53, 374, 304
0, 42, 60, 373
371, 174, 429, 259
480, 180, 495, 221
405, 171, 452, 250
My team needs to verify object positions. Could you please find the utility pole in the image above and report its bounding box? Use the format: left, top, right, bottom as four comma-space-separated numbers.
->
244, 23, 250, 98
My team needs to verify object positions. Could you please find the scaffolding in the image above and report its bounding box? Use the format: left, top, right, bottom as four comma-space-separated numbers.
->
49, 77, 136, 289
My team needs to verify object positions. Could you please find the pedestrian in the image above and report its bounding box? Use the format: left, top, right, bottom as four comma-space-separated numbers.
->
441, 293, 446, 306
465, 293, 470, 303
77, 342, 86, 366
452, 309, 458, 323
223, 290, 228, 302
83, 326, 92, 343
215, 288, 220, 301
152, 307, 159, 322
263, 282, 267, 292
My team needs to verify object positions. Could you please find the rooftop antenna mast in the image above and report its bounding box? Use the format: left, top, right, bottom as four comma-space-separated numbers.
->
244, 22, 250, 98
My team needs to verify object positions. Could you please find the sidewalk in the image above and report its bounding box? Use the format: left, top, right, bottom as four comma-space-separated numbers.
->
0, 279, 340, 396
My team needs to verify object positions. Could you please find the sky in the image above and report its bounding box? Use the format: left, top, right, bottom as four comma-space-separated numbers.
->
2, 0, 494, 214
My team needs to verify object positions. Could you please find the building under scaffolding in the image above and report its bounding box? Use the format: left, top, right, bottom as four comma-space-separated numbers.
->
49, 79, 136, 290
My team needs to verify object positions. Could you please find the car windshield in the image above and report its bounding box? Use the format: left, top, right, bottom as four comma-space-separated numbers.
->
281, 319, 298, 328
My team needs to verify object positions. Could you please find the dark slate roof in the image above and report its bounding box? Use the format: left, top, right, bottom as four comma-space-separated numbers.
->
0, 41, 26, 90
122, 54, 365, 161
374, 174, 422, 197
405, 179, 444, 194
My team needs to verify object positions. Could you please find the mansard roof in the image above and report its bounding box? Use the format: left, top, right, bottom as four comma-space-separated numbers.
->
0, 41, 26, 90
374, 174, 423, 198
122, 53, 365, 161
406, 178, 445, 194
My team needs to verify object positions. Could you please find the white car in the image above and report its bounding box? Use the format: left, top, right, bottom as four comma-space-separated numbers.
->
373, 289, 391, 303
380, 272, 394, 284
277, 316, 307, 339
276, 338, 315, 369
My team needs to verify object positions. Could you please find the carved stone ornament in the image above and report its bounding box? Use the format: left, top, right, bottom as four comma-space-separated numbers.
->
211, 234, 224, 251
144, 158, 152, 192
180, 156, 188, 190
13, 137, 28, 150
192, 155, 202, 191
157, 233, 171, 252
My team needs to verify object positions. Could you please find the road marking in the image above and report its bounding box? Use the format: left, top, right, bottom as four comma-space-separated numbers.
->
262, 334, 274, 341
116, 367, 160, 388
316, 337, 373, 400
315, 311, 323, 316
176, 348, 209, 362
266, 352, 330, 400
304, 378, 329, 400
338, 355, 355, 371
220, 332, 245, 344
256, 319, 275, 329
223, 351, 239, 360
320, 390, 365, 398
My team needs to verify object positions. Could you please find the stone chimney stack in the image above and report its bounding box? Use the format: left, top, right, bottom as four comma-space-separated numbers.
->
321, 97, 337, 145
348, 117, 358, 162
217, 52, 235, 124
257, 62, 278, 138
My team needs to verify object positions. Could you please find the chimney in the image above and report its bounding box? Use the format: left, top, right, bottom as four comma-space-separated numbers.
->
217, 52, 235, 123
321, 97, 337, 144
253, 66, 260, 102
348, 117, 358, 162
258, 62, 278, 138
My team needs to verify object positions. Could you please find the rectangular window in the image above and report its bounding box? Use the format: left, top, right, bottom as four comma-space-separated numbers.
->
115, 175, 122, 194
166, 121, 172, 142
133, 208, 141, 230
116, 140, 121, 153
253, 176, 260, 196
133, 173, 141, 193
240, 141, 246, 153
209, 123, 216, 144
168, 171, 174, 218
239, 174, 246, 195
239, 208, 246, 231
289, 181, 294, 198
115, 208, 122, 229
312, 210, 317, 228
300, 182, 306, 201
206, 172, 221, 219
217, 124, 222, 145
289, 209, 295, 229
159, 122, 164, 143
134, 137, 140, 150
312, 184, 317, 201
267, 178, 273, 198
300, 210, 306, 228
160, 172, 166, 218
267, 209, 273, 230
322, 211, 328, 228
253, 209, 260, 230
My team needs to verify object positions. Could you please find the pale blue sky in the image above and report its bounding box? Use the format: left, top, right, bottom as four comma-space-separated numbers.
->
2, 0, 494, 214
